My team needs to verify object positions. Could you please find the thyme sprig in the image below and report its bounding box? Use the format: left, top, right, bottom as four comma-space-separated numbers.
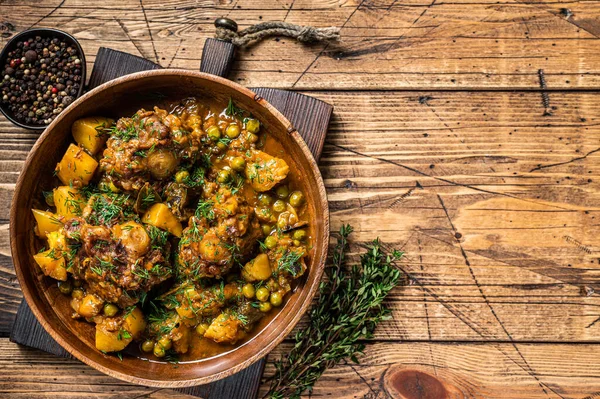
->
265, 225, 402, 399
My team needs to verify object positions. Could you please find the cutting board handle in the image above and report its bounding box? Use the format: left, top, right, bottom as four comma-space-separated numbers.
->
200, 38, 235, 77
200, 18, 237, 77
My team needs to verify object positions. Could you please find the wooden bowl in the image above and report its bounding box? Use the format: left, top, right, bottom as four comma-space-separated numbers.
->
10, 69, 329, 387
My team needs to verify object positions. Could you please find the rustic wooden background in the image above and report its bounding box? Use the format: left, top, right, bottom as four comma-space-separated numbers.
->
2, 0, 600, 397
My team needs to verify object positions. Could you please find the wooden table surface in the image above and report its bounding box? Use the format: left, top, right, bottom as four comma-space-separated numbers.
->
2, 0, 600, 397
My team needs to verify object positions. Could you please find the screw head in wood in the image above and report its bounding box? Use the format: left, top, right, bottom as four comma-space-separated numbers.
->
215, 18, 238, 32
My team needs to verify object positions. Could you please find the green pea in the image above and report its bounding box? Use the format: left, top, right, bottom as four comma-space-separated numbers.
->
58, 280, 72, 295
259, 302, 272, 312
258, 194, 273, 206
103, 303, 119, 317
175, 170, 189, 183
141, 340, 154, 353
276, 185, 289, 199
256, 287, 270, 302
247, 133, 259, 143
261, 224, 273, 236
217, 169, 231, 183
270, 292, 283, 307
207, 125, 221, 141
277, 217, 288, 230
153, 344, 166, 358
264, 235, 278, 249
72, 288, 84, 300
44, 191, 55, 207
196, 323, 209, 336
230, 156, 246, 171
293, 239, 301, 247
226, 123, 240, 138
242, 283, 256, 299
246, 119, 260, 134
158, 336, 172, 351
273, 200, 286, 213
293, 229, 306, 241
216, 141, 228, 151
289, 191, 305, 207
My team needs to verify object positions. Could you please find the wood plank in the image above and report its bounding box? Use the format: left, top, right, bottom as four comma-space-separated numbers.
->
2, 338, 600, 398
260, 341, 600, 398
2, 90, 600, 342
3, 0, 600, 89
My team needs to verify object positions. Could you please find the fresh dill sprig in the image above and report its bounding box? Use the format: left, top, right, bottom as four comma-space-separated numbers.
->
195, 199, 215, 220
183, 166, 206, 188
147, 225, 169, 250
147, 301, 177, 336
87, 193, 131, 226
111, 120, 138, 142
275, 248, 303, 278
265, 225, 402, 399
225, 97, 245, 118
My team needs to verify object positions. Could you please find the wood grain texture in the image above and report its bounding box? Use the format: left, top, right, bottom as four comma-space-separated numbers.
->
260, 341, 600, 398
200, 38, 236, 78
88, 47, 162, 88
4, 0, 600, 89
2, 0, 600, 396
3, 90, 600, 343
3, 338, 600, 399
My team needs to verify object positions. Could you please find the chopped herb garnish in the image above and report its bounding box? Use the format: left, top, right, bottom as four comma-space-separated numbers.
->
225, 97, 245, 118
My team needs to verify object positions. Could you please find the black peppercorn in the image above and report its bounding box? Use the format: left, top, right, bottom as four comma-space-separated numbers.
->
24, 50, 37, 63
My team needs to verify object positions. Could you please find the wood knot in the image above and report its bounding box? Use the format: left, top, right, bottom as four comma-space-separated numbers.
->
384, 368, 448, 399
0, 21, 15, 38
344, 179, 357, 189
560, 8, 573, 18
580, 286, 595, 297
419, 96, 432, 105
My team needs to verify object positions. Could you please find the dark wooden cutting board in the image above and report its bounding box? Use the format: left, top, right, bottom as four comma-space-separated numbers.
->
10, 41, 332, 398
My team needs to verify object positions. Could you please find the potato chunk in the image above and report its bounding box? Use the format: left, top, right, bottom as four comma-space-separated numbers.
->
123, 307, 146, 339
47, 230, 68, 253
198, 230, 231, 263
95, 327, 129, 352
32, 209, 61, 238
204, 313, 243, 344
33, 249, 67, 281
53, 186, 85, 218
78, 294, 104, 318
56, 143, 99, 186
95, 307, 146, 352
72, 117, 113, 155
242, 253, 271, 282
142, 203, 183, 237
245, 150, 289, 192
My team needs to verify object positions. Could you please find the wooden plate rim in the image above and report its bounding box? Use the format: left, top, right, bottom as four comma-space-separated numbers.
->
10, 68, 330, 388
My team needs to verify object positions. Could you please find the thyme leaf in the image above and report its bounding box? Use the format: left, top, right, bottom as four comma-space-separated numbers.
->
265, 225, 403, 399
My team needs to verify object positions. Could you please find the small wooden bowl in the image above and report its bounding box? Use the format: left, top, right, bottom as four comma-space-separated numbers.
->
10, 70, 329, 387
